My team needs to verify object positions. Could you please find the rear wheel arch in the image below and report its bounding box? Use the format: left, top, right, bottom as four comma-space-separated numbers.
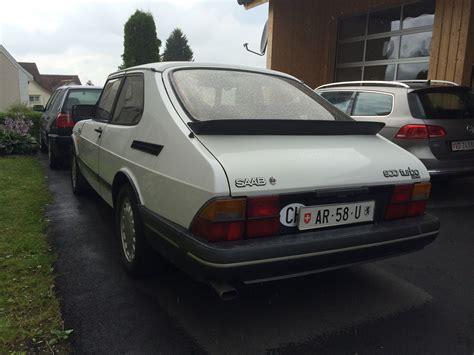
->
112, 171, 142, 209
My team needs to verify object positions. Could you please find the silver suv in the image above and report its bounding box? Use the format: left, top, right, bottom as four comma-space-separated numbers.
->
316, 80, 474, 178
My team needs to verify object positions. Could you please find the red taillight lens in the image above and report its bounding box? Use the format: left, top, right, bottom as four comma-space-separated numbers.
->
190, 198, 246, 242
247, 196, 279, 218
427, 125, 447, 138
395, 124, 428, 139
190, 196, 281, 242
191, 219, 244, 242
395, 124, 446, 139
385, 182, 431, 220
246, 196, 280, 238
391, 184, 414, 203
56, 113, 75, 128
407, 200, 428, 217
246, 219, 280, 239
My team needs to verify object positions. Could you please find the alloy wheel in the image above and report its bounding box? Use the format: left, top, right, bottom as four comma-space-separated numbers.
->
120, 198, 136, 263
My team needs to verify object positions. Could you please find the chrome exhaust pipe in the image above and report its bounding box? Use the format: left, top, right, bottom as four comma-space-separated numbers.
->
210, 281, 238, 301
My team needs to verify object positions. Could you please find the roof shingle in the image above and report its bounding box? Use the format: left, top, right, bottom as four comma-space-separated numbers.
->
19, 62, 81, 93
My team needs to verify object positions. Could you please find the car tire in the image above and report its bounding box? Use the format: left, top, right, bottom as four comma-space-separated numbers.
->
71, 153, 88, 195
116, 184, 151, 277
48, 140, 60, 169
39, 132, 48, 153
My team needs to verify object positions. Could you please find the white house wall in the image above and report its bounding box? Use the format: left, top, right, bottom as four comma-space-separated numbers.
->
28, 80, 51, 107
0, 51, 21, 111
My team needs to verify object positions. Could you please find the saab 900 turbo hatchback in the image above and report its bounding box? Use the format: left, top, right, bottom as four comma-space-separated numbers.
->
71, 63, 439, 299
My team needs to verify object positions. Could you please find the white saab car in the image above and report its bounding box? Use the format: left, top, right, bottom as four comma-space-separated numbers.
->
71, 62, 439, 299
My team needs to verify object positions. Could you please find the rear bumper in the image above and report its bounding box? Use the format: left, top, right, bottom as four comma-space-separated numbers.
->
48, 134, 72, 159
140, 207, 439, 284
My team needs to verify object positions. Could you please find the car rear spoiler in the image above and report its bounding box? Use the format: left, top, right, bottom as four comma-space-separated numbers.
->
187, 119, 385, 136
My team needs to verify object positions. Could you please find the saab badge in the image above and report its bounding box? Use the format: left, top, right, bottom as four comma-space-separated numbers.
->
235, 177, 267, 188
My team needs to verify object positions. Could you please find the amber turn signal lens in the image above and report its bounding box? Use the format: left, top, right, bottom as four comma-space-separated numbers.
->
198, 198, 246, 222
412, 182, 431, 201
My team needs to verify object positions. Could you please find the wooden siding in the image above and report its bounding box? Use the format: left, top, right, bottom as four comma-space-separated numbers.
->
429, 0, 474, 84
266, 0, 474, 87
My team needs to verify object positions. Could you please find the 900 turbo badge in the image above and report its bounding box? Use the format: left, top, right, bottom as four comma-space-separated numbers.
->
235, 177, 267, 188
383, 167, 421, 179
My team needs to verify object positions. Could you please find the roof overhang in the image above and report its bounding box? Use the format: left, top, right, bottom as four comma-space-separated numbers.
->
237, 0, 268, 10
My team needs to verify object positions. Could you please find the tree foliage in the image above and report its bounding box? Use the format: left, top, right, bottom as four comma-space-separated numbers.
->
162, 28, 194, 62
121, 10, 161, 69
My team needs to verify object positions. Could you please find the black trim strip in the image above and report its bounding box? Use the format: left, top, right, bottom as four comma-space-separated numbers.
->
131, 140, 164, 156
187, 120, 385, 136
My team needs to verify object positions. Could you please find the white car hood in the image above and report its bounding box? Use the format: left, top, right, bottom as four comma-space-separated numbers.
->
196, 135, 429, 196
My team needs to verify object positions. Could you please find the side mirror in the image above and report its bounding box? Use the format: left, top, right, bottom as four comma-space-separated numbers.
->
72, 104, 96, 121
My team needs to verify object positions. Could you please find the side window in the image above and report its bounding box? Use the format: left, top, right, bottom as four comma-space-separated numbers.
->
111, 75, 144, 125
320, 91, 354, 113
51, 89, 66, 113
95, 78, 123, 121
45, 90, 59, 111
352, 92, 393, 116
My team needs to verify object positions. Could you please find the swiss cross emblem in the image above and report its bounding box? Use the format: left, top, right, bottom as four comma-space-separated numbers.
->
303, 213, 312, 224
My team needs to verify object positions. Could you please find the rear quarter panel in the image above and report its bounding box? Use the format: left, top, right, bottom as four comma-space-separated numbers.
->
98, 72, 229, 228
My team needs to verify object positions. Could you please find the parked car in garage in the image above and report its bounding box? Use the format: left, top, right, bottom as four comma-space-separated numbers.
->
317, 80, 474, 178
39, 85, 102, 168
71, 63, 439, 300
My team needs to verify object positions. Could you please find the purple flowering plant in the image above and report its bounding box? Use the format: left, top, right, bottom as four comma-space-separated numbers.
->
0, 113, 37, 155
2, 113, 33, 135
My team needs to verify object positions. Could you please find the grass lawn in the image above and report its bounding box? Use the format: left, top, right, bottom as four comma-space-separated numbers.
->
0, 156, 70, 353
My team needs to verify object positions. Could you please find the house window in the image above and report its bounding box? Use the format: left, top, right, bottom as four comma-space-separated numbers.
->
29, 95, 40, 103
335, 0, 435, 82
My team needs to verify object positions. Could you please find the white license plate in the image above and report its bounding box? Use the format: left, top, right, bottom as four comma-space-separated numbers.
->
451, 140, 474, 151
298, 201, 375, 231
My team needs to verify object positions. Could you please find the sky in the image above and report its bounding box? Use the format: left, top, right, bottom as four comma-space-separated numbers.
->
0, 0, 268, 86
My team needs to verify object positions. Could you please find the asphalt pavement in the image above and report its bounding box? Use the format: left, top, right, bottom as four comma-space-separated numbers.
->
40, 154, 473, 354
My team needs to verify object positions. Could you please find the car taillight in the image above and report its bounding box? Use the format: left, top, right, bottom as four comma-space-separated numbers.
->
246, 196, 280, 238
190, 196, 280, 242
56, 113, 75, 128
385, 182, 431, 220
190, 198, 246, 242
427, 125, 447, 138
395, 124, 446, 139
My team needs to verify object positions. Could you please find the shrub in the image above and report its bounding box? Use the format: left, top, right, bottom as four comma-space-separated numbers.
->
0, 114, 38, 155
6, 103, 32, 115
0, 104, 42, 139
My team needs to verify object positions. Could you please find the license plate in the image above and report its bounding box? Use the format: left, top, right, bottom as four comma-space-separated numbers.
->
298, 201, 375, 231
451, 140, 474, 151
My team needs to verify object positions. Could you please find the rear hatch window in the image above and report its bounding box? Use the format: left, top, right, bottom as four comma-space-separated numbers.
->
408, 87, 474, 159
64, 89, 102, 113
409, 87, 474, 119
170, 69, 351, 122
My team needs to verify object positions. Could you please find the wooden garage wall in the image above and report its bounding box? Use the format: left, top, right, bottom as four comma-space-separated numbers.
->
428, 0, 474, 85
266, 0, 474, 87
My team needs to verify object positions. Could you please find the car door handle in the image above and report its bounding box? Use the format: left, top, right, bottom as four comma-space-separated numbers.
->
94, 128, 103, 134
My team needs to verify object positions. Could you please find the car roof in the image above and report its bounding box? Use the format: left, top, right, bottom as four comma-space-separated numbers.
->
315, 80, 469, 93
108, 62, 299, 81
56, 85, 103, 90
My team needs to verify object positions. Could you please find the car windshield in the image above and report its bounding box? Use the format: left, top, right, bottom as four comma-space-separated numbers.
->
65, 89, 102, 113
171, 69, 350, 121
412, 88, 474, 119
